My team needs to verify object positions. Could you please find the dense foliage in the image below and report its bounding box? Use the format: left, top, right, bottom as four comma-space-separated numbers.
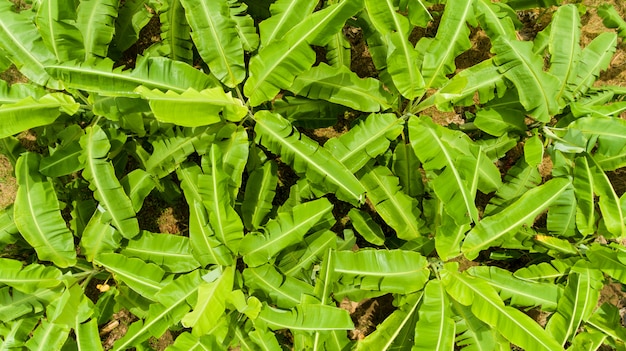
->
1, 0, 626, 350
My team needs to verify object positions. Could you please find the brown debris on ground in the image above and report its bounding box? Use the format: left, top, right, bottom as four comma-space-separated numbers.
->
0, 155, 15, 210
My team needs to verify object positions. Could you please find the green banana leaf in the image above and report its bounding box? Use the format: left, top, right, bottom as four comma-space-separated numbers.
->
546, 184, 577, 237
240, 198, 333, 267
272, 96, 347, 128
469, 266, 561, 310
244, 0, 363, 105
452, 299, 508, 351
254, 111, 366, 205
332, 249, 430, 295
80, 125, 139, 238
442, 262, 563, 351
136, 86, 247, 126
514, 258, 577, 283
154, 0, 193, 62
587, 303, 626, 348
198, 145, 244, 252
462, 177, 570, 259
358, 164, 423, 240
0, 80, 46, 105
120, 168, 155, 212
568, 32, 617, 101
277, 230, 337, 279
0, 258, 63, 294
167, 332, 221, 351
421, 0, 475, 89
0, 2, 60, 88
493, 38, 560, 122
94, 253, 166, 301
587, 245, 626, 285
13, 153, 77, 267
182, 266, 234, 336
413, 280, 456, 350
210, 123, 249, 201
485, 159, 541, 215
409, 116, 478, 225
0, 93, 79, 139
598, 4, 626, 39
40, 142, 84, 179
548, 5, 581, 105
79, 210, 121, 262
24, 321, 70, 351
145, 126, 216, 178
258, 0, 316, 47
587, 155, 625, 237
242, 160, 277, 230
348, 208, 386, 246
76, 0, 119, 59
0, 206, 18, 245
0, 317, 39, 349
474, 0, 518, 44
257, 304, 354, 331
75, 319, 104, 351
363, 0, 424, 99
244, 264, 314, 309
418, 59, 508, 113
113, 271, 202, 350
326, 31, 351, 68
354, 293, 422, 351
324, 112, 404, 173
289, 63, 394, 112
0, 287, 61, 323
36, 0, 85, 62
392, 142, 424, 198
180, 0, 245, 87
122, 231, 200, 273
177, 162, 234, 266
229, 1, 259, 53
111, 0, 152, 56
545, 264, 603, 346
46, 56, 214, 96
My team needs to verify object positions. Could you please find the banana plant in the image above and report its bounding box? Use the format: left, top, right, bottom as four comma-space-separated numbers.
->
1, 0, 626, 350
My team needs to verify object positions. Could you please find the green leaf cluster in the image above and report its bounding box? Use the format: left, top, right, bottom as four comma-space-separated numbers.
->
1, 0, 626, 350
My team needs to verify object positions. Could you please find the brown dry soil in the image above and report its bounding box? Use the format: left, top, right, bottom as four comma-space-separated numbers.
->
1, 1, 626, 350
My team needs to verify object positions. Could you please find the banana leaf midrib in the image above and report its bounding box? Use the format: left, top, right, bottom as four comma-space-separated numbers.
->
123, 247, 194, 259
